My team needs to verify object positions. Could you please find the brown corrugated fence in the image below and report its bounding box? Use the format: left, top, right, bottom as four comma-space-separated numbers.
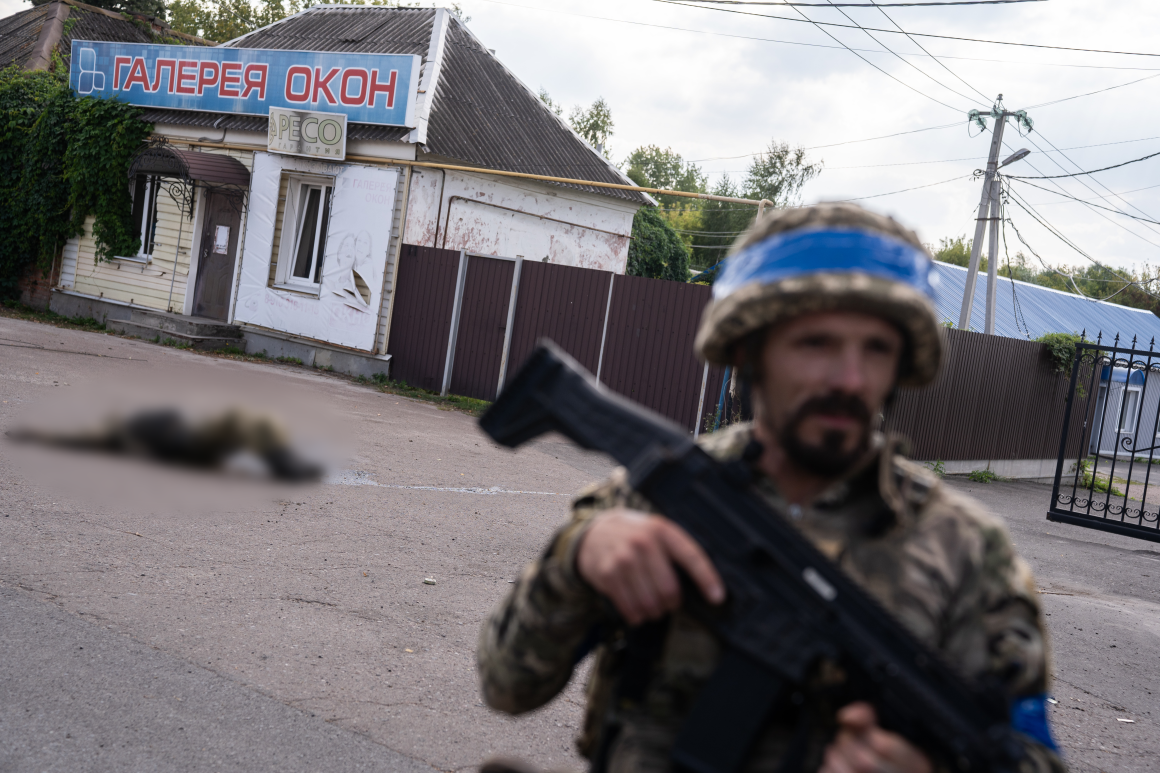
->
388, 246, 1081, 458
886, 327, 1086, 461
386, 245, 460, 391
449, 256, 515, 400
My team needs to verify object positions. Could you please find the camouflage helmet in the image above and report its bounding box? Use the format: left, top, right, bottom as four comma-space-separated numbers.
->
694, 202, 942, 387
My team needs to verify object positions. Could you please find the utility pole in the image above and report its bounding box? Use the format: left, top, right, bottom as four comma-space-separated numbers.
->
957, 96, 1032, 334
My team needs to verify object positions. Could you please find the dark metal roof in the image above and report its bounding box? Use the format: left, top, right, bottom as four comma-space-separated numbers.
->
228, 6, 434, 56
0, 0, 210, 71
0, 3, 54, 69
424, 19, 646, 204
138, 108, 411, 142
214, 6, 645, 204
130, 145, 250, 187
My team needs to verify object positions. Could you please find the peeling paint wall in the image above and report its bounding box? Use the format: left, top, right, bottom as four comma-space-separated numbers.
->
402, 169, 638, 273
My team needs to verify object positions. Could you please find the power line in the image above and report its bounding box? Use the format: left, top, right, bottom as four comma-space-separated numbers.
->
700, 134, 1160, 170
652, 0, 1160, 58
835, 173, 970, 201
1006, 149, 1160, 180
1024, 73, 1160, 110
680, 0, 1045, 5
1004, 185, 1160, 300
812, 0, 986, 108
1005, 138, 1160, 251
1009, 179, 1160, 226
776, 2, 971, 113
1030, 128, 1160, 233
998, 213, 1032, 338
1023, 180, 1160, 206
483, 0, 1160, 72
864, 0, 992, 102
689, 122, 962, 162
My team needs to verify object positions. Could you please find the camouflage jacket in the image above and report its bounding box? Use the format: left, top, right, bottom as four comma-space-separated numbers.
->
477, 424, 1066, 773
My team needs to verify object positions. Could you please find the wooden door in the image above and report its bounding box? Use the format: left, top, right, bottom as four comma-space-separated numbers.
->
192, 191, 242, 321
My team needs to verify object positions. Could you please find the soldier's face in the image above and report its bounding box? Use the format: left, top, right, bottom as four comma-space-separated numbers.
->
755, 311, 903, 475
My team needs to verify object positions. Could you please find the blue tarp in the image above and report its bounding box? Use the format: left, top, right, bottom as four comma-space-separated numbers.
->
932, 262, 1160, 345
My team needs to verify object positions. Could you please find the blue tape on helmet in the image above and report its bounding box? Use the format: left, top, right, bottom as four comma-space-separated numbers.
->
712, 227, 937, 301
1010, 694, 1060, 752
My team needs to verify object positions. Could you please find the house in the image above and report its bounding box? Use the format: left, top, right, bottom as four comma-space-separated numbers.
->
35, 5, 648, 375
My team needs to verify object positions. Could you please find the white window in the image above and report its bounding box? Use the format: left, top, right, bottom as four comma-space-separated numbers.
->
274, 175, 333, 292
1119, 386, 1141, 433
131, 174, 160, 257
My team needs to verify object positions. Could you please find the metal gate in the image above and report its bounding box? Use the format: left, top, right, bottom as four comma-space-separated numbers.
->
1048, 334, 1160, 543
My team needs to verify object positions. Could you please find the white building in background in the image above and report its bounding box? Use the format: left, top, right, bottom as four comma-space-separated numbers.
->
37, 5, 648, 374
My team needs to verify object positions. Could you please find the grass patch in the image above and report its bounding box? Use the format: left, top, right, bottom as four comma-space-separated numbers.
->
366, 376, 491, 417
1077, 459, 1123, 496
968, 469, 999, 483
925, 459, 946, 478
0, 299, 106, 331
274, 355, 303, 365
158, 336, 191, 350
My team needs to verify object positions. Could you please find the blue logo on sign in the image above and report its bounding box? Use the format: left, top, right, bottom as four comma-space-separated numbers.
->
75, 48, 105, 95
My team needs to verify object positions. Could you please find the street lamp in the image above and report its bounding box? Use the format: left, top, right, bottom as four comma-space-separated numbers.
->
999, 148, 1031, 169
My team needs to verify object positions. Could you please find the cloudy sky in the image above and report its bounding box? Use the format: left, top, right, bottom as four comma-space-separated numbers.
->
5, 0, 1159, 276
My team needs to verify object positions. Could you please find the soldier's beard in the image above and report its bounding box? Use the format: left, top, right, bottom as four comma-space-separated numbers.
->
776, 392, 872, 477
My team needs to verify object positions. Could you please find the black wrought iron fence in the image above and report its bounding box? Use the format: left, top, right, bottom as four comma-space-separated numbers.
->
1048, 333, 1160, 543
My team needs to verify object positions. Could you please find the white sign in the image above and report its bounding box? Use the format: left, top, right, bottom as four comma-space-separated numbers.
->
213, 225, 230, 254
267, 107, 347, 161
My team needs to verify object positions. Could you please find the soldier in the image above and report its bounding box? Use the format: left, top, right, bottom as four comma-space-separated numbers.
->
7, 407, 322, 481
477, 203, 1065, 773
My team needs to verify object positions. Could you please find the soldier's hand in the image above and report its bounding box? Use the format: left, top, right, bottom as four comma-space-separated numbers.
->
576, 507, 725, 625
821, 702, 932, 773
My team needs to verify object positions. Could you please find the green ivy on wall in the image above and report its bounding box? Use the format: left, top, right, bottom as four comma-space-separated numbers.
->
0, 60, 152, 298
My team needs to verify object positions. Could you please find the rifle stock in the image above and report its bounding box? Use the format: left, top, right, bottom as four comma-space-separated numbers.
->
480, 341, 1023, 773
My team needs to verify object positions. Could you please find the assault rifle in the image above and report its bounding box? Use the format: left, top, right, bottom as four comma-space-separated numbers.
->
480, 342, 1026, 773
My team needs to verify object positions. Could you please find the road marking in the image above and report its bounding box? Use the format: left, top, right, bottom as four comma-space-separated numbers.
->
326, 470, 566, 496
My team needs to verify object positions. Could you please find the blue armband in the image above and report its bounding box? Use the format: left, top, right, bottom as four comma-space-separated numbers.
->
1010, 694, 1059, 752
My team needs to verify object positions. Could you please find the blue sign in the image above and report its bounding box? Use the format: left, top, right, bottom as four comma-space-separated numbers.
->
70, 41, 420, 127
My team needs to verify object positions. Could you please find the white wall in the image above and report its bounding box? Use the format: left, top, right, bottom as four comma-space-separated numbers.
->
402, 168, 638, 272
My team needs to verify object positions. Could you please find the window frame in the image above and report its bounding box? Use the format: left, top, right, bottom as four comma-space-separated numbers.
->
130, 174, 160, 259
1119, 384, 1142, 434
273, 174, 334, 295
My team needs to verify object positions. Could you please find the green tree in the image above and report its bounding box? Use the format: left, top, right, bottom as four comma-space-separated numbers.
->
688, 176, 753, 271
537, 88, 563, 117
743, 140, 822, 208
0, 63, 150, 298
568, 97, 614, 158
623, 145, 706, 206
627, 206, 690, 282
168, 0, 296, 42
934, 235, 983, 272
32, 0, 166, 19
687, 140, 820, 271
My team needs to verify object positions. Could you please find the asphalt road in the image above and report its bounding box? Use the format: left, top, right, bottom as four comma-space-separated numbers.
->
1, 314, 1157, 773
